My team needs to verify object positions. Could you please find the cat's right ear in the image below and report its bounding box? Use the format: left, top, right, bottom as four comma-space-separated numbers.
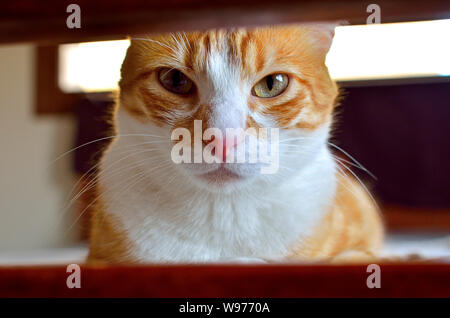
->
305, 21, 348, 55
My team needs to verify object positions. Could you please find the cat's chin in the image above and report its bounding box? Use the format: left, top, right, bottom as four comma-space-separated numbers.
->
197, 165, 242, 184
186, 165, 253, 193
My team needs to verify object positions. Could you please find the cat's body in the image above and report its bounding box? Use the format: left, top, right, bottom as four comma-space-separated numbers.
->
88, 25, 383, 263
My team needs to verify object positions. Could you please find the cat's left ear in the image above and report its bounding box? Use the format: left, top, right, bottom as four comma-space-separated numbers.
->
306, 21, 347, 55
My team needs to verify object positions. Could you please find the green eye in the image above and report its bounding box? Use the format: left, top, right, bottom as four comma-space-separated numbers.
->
252, 73, 289, 98
158, 68, 194, 95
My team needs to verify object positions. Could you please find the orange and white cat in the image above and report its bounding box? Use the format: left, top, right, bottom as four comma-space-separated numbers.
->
88, 24, 383, 263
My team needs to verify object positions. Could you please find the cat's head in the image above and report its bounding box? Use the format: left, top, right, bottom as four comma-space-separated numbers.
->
115, 25, 338, 192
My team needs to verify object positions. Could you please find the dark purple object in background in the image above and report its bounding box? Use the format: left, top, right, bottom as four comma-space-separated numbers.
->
333, 81, 450, 208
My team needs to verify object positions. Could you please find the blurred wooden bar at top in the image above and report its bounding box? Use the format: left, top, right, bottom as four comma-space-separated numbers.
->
1, 0, 449, 45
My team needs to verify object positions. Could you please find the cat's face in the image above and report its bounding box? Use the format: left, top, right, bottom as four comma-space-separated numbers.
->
116, 25, 338, 192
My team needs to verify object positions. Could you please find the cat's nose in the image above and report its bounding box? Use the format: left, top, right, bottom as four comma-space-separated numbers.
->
203, 135, 238, 162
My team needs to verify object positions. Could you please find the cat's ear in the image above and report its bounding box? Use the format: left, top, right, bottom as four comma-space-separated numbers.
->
306, 21, 347, 55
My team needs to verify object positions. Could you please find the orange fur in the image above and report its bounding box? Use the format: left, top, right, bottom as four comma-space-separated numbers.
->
88, 196, 135, 264
286, 174, 383, 262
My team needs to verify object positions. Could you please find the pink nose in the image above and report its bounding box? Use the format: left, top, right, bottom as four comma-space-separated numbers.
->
204, 135, 238, 162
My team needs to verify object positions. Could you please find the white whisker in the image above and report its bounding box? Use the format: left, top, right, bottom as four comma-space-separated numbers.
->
48, 133, 165, 167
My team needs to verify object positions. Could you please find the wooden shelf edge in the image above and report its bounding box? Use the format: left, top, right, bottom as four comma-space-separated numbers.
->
0, 264, 449, 297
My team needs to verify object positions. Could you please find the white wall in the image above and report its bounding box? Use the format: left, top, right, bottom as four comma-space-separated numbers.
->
0, 44, 79, 250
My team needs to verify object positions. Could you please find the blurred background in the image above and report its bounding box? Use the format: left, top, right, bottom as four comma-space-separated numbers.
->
0, 1, 449, 262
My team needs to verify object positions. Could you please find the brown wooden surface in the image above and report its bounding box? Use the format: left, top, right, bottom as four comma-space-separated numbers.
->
2, 0, 450, 45
0, 264, 449, 297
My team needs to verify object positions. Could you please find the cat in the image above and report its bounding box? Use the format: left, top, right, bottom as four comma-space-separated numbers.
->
87, 24, 383, 263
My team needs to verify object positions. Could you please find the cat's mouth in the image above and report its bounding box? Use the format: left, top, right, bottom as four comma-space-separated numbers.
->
197, 165, 242, 184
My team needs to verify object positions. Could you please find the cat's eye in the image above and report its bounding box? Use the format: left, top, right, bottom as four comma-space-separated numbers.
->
252, 73, 289, 98
158, 68, 194, 95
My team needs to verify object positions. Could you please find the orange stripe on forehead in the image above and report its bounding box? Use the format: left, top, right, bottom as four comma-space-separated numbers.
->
239, 30, 268, 75
238, 32, 250, 61
181, 30, 232, 73
255, 46, 266, 73
239, 33, 254, 72
187, 31, 229, 71
202, 33, 211, 56
183, 40, 194, 70
226, 30, 243, 62
190, 37, 207, 71
246, 29, 266, 73
179, 29, 266, 75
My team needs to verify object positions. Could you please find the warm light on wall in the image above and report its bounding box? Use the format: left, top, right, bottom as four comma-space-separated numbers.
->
59, 19, 450, 93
